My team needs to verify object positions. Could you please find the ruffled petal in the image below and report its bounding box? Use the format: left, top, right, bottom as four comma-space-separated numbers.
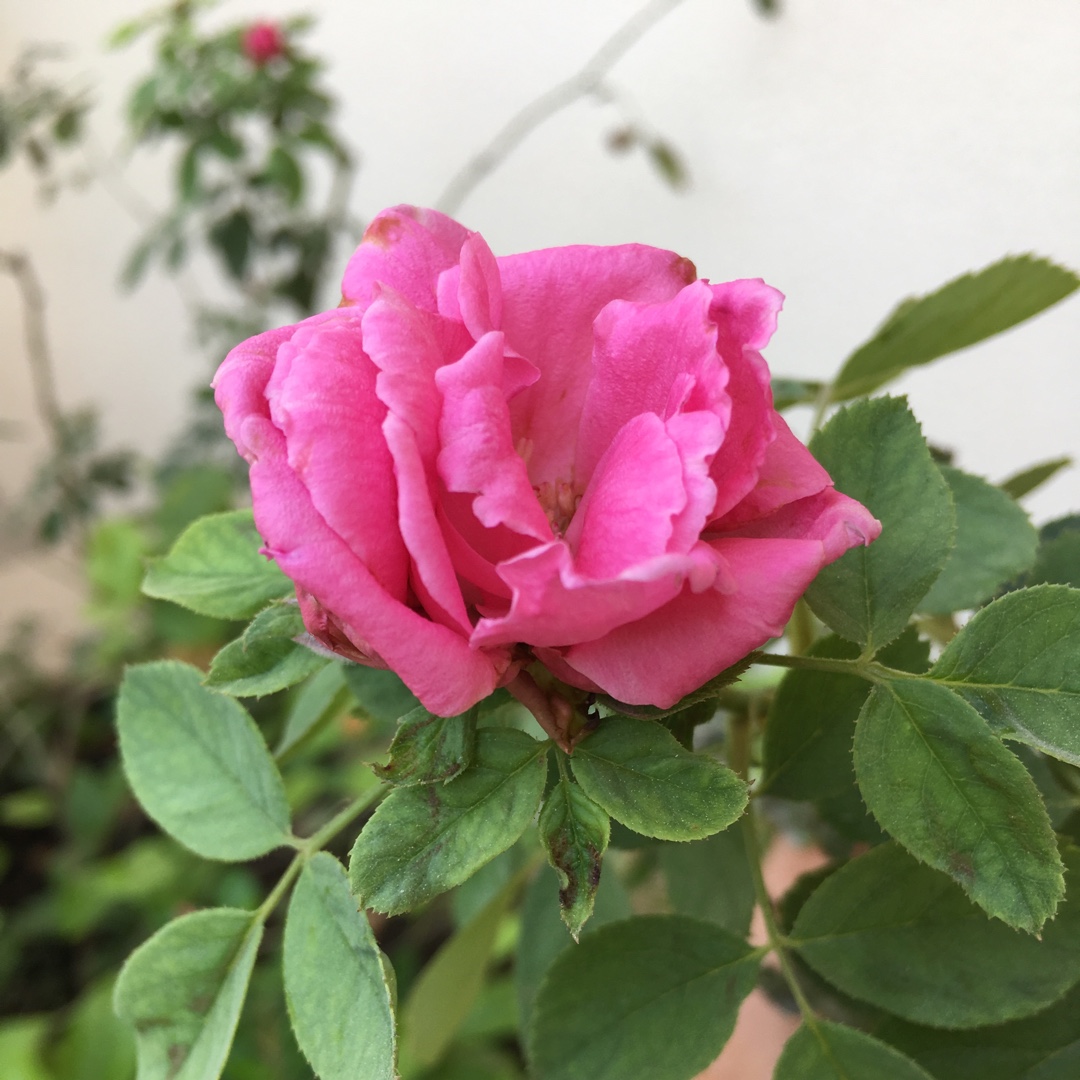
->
243, 414, 506, 715
435, 330, 552, 542
575, 281, 728, 486
497, 243, 698, 486
263, 311, 408, 599
214, 321, 307, 461
470, 540, 719, 650
553, 536, 831, 707
382, 413, 472, 636
706, 280, 786, 520
717, 414, 833, 528
341, 205, 470, 314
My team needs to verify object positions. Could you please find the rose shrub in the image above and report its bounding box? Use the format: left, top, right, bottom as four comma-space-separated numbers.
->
214, 205, 879, 716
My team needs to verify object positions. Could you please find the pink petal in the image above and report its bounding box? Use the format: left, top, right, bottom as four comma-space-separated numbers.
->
361, 286, 473, 461
243, 414, 506, 715
436, 232, 503, 338
471, 540, 719, 650
213, 322, 305, 461
575, 281, 729, 486
718, 485, 882, 562
555, 537, 831, 707
566, 412, 688, 578
717, 415, 833, 528
263, 311, 408, 599
497, 244, 698, 486
341, 205, 470, 314
382, 413, 472, 636
705, 280, 785, 521
435, 331, 552, 542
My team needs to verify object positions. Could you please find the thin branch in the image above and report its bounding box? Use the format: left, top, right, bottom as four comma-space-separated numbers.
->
434, 0, 690, 216
0, 250, 64, 435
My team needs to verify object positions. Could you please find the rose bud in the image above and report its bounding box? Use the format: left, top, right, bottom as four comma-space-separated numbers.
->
242, 21, 286, 65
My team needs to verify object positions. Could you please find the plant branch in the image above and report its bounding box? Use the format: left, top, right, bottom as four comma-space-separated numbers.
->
746, 649, 921, 684
256, 783, 385, 923
434, 0, 689, 215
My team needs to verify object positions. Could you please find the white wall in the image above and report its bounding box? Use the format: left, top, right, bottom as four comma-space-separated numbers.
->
2, 0, 1079, 628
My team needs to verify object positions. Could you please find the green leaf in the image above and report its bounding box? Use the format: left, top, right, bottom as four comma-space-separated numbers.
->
527, 915, 760, 1080
114, 908, 262, 1080
855, 677, 1063, 930
772, 377, 824, 411
1024, 517, 1080, 589
206, 603, 326, 697
918, 467, 1037, 614
879, 981, 1080, 1080
116, 661, 292, 860
776, 1021, 934, 1080
343, 664, 421, 726
830, 256, 1080, 400
142, 510, 291, 619
1000, 457, 1073, 501
515, 863, 631, 1035
930, 585, 1080, 766
401, 868, 521, 1069
282, 854, 395, 1080
805, 397, 955, 651
208, 208, 253, 281
349, 728, 547, 914
762, 630, 928, 820
646, 138, 688, 188
660, 826, 755, 937
276, 662, 350, 758
570, 716, 747, 840
265, 145, 303, 204
539, 774, 610, 939
373, 706, 476, 786
791, 842, 1080, 1028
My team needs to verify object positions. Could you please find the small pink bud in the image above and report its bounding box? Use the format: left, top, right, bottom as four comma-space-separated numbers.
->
243, 21, 285, 65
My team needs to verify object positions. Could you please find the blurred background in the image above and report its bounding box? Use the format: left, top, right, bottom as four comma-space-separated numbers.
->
0, 1, 1077, 1077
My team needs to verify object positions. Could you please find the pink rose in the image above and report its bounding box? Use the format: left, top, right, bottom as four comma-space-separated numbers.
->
242, 21, 285, 65
214, 205, 879, 719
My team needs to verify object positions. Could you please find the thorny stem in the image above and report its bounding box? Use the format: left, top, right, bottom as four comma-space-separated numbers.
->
255, 784, 384, 924
434, 0, 690, 215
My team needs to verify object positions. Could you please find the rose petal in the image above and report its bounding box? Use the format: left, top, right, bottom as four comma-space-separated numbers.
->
435, 330, 552, 542
243, 414, 505, 715
436, 231, 504, 338
575, 281, 729, 486
705, 279, 787, 521
341, 205, 470, 313
497, 243, 698, 486
717, 414, 834, 528
554, 537, 831, 707
470, 540, 719, 650
214, 321, 309, 461
263, 311, 408, 598
382, 413, 472, 636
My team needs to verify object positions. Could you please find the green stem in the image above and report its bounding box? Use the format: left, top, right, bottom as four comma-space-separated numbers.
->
738, 805, 822, 1032
747, 650, 921, 684
256, 785, 384, 924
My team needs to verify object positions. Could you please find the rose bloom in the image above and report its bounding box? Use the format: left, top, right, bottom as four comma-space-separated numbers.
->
242, 21, 285, 65
215, 206, 879, 723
